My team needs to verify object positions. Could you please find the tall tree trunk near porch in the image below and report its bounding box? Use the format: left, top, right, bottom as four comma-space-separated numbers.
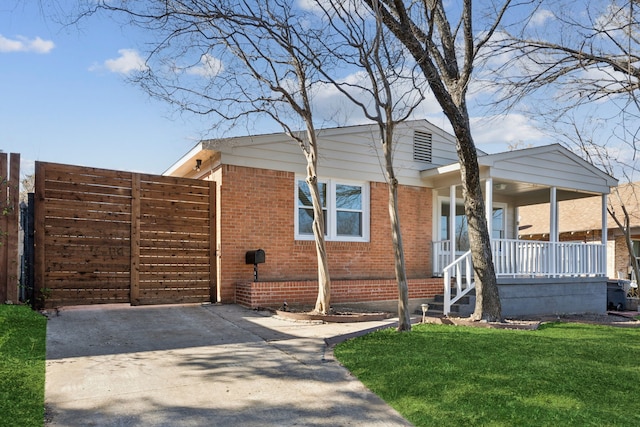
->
452, 113, 502, 322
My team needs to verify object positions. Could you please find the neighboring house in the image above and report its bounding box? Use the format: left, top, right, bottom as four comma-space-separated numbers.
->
519, 181, 640, 282
164, 120, 618, 316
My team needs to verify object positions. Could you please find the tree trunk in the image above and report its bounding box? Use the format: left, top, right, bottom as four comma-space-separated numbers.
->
388, 179, 411, 331
450, 107, 502, 322
306, 163, 331, 314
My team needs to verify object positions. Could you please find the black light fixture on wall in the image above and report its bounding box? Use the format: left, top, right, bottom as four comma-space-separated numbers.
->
194, 159, 202, 171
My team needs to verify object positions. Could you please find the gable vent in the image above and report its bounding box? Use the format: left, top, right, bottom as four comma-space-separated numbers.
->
413, 131, 433, 163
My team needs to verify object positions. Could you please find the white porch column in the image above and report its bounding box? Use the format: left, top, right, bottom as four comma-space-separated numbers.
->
602, 194, 608, 275
450, 184, 456, 264
485, 178, 493, 240
550, 187, 558, 276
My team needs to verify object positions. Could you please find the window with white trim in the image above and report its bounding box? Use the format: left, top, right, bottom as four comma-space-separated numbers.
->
295, 178, 370, 242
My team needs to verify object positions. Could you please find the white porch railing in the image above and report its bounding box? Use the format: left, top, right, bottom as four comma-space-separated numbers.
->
433, 238, 606, 278
443, 250, 474, 316
434, 238, 606, 315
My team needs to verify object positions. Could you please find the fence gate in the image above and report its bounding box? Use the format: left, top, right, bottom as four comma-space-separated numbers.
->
34, 162, 216, 308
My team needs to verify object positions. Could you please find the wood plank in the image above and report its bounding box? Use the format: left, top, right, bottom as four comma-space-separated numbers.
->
44, 192, 132, 207
140, 216, 210, 229
139, 248, 210, 258
44, 247, 131, 261
45, 206, 131, 223
46, 236, 133, 247
0, 153, 7, 302
44, 180, 132, 197
45, 216, 132, 229
139, 198, 210, 212
46, 261, 131, 272
141, 209, 210, 221
138, 264, 210, 273
45, 224, 131, 239
42, 162, 134, 182
131, 173, 140, 305
34, 162, 47, 308
44, 272, 130, 282
139, 225, 210, 236
138, 173, 211, 189
138, 239, 210, 249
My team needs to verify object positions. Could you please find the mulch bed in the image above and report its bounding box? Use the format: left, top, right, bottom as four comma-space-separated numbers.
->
271, 309, 393, 323
424, 311, 640, 330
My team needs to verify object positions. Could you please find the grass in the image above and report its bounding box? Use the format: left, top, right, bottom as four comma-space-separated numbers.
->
0, 305, 47, 427
334, 322, 640, 427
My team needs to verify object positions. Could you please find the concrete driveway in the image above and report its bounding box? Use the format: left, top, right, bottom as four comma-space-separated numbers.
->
45, 303, 413, 426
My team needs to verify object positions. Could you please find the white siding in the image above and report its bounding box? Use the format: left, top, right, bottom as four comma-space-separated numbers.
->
209, 120, 459, 186
480, 145, 617, 195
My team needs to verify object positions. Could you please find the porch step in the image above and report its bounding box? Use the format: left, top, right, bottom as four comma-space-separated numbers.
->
418, 290, 476, 318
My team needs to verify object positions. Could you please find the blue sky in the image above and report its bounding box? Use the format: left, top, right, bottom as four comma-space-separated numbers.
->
1, 2, 211, 177
1, 1, 549, 181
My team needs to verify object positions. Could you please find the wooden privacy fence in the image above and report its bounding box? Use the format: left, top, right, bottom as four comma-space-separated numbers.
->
34, 162, 216, 308
1, 153, 20, 304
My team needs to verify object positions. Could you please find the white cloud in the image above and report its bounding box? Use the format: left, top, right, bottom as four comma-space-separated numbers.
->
530, 9, 554, 27
186, 54, 224, 77
471, 113, 547, 151
0, 34, 54, 53
91, 49, 148, 75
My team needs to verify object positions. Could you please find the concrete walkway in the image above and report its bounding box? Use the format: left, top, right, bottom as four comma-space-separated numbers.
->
45, 303, 414, 426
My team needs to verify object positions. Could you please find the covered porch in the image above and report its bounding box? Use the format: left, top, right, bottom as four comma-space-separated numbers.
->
422, 144, 618, 316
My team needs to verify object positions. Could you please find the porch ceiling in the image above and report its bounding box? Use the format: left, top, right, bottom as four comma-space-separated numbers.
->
430, 176, 599, 206
421, 144, 618, 205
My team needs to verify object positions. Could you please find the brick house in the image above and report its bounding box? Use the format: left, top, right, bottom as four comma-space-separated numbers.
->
519, 181, 640, 282
165, 120, 618, 316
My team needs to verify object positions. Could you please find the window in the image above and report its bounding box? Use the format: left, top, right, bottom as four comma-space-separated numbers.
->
440, 201, 506, 250
296, 178, 369, 241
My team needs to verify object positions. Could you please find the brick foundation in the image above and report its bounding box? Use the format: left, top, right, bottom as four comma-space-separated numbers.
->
235, 278, 443, 308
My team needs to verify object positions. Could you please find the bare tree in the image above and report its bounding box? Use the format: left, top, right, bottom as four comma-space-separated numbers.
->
488, 0, 640, 172
79, 0, 335, 313
490, 0, 640, 290
19, 174, 35, 204
360, 0, 512, 321
307, 0, 427, 330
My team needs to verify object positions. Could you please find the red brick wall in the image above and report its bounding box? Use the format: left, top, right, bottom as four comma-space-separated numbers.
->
236, 278, 444, 308
217, 165, 433, 303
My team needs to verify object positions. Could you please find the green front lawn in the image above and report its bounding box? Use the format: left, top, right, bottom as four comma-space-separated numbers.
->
335, 322, 640, 426
0, 305, 47, 427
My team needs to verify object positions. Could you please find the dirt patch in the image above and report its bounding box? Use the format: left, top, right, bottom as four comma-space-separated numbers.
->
272, 309, 393, 323
424, 311, 640, 330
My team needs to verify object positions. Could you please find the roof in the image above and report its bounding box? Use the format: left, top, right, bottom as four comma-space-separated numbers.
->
164, 119, 464, 185
422, 144, 618, 202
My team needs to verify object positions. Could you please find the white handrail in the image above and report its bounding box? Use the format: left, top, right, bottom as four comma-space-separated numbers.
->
434, 239, 606, 278
443, 250, 474, 316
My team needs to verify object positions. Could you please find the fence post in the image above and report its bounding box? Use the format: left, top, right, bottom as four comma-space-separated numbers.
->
0, 153, 20, 303
130, 173, 140, 305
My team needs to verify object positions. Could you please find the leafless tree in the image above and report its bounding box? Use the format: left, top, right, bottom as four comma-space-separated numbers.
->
19, 174, 35, 204
308, 0, 428, 330
490, 0, 640, 289
360, 0, 514, 321
77, 0, 335, 313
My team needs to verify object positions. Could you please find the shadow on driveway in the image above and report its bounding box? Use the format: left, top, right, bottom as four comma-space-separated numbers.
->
45, 303, 412, 426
